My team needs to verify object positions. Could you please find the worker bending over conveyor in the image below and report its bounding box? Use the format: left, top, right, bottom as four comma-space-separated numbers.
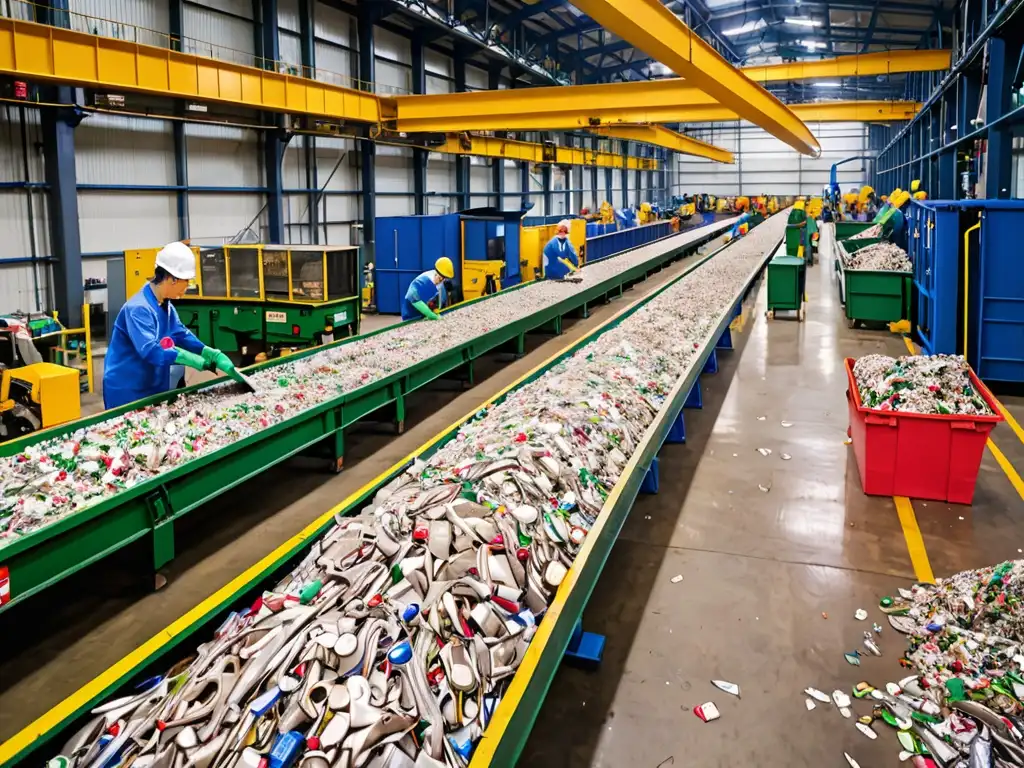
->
542, 220, 580, 280
103, 242, 237, 410
402, 257, 455, 321
723, 210, 752, 242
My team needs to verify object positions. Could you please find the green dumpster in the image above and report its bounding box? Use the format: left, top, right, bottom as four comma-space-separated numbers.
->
785, 224, 807, 257
834, 221, 875, 241
767, 254, 805, 318
837, 241, 912, 328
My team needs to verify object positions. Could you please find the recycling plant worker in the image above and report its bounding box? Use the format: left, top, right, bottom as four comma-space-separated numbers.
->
401, 257, 455, 321
723, 210, 752, 243
542, 220, 580, 280
103, 242, 236, 410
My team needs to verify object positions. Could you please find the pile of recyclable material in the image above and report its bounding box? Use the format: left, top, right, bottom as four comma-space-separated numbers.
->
46, 218, 783, 768
850, 224, 882, 240
830, 562, 1024, 767
853, 354, 991, 415
0, 219, 741, 545
844, 241, 911, 271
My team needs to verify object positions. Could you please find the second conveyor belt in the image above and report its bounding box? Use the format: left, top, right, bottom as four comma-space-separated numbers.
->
0, 211, 788, 767
0, 217, 736, 613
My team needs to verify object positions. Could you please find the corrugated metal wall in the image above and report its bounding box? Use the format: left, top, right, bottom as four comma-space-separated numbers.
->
675, 121, 872, 197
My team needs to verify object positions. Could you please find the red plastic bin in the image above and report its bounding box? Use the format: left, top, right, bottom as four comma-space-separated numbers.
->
845, 358, 1003, 504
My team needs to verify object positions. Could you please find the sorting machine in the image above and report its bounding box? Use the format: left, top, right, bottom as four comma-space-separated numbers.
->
0, 214, 786, 768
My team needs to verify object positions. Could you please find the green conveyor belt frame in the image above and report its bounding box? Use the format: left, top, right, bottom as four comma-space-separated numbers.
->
0, 224, 782, 768
0, 220, 734, 614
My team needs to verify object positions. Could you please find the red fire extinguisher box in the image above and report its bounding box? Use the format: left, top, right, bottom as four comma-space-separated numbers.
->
845, 358, 1004, 504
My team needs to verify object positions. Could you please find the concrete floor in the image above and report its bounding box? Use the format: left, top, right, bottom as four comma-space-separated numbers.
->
2, 228, 1022, 766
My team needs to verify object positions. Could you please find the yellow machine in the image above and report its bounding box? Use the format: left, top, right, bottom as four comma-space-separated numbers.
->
715, 197, 728, 213
461, 260, 504, 301
638, 202, 654, 224
519, 219, 586, 288
806, 197, 823, 219
0, 362, 81, 440
858, 185, 875, 206
677, 202, 695, 218
767, 196, 779, 215
599, 201, 614, 225
843, 191, 859, 215
734, 195, 750, 213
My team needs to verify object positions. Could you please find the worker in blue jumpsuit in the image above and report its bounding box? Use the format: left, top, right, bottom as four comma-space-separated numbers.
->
103, 242, 236, 410
401, 257, 455, 321
542, 220, 580, 280
723, 211, 752, 242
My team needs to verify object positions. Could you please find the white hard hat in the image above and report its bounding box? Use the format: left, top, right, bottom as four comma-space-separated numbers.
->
557, 219, 571, 231
155, 242, 196, 280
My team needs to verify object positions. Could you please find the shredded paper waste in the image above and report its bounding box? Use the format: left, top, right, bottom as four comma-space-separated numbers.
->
853, 354, 991, 415
843, 241, 912, 272
0, 221, 744, 546
813, 560, 1024, 767
46, 219, 784, 767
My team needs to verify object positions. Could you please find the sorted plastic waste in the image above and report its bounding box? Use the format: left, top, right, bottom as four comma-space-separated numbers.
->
845, 652, 862, 666
844, 241, 912, 271
41, 220, 785, 767
850, 223, 883, 240
855, 609, 868, 621
805, 687, 831, 703
853, 354, 991, 415
856, 722, 878, 740
805, 698, 817, 711
844, 753, 862, 768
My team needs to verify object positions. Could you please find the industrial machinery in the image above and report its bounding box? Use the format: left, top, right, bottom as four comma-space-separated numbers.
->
124, 244, 362, 360
0, 362, 81, 441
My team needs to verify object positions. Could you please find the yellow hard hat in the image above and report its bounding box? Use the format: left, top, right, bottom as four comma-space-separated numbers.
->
910, 179, 921, 192
435, 257, 455, 279
913, 190, 928, 200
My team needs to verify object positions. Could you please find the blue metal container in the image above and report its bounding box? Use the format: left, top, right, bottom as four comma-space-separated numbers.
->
586, 221, 673, 263
908, 199, 1024, 385
374, 214, 460, 314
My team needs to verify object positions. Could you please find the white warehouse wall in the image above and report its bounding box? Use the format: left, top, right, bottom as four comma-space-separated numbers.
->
675, 121, 873, 197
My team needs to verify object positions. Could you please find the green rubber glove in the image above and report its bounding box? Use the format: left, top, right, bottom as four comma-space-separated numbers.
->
174, 347, 208, 371
201, 346, 236, 374
413, 300, 440, 320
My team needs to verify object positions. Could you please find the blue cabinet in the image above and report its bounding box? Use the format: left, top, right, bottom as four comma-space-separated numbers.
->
375, 214, 460, 314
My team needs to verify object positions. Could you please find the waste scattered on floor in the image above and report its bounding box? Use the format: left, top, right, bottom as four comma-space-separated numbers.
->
853, 354, 992, 415
813, 560, 1024, 767
849, 224, 882, 240
843, 241, 912, 272
46, 220, 784, 767
0, 222, 746, 546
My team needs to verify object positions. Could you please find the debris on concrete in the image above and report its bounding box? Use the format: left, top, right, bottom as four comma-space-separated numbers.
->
711, 680, 740, 697
855, 608, 868, 621
693, 702, 721, 722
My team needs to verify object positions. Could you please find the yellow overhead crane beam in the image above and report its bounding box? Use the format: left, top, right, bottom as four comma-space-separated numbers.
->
681, 99, 924, 124
591, 125, 733, 163
391, 49, 945, 132
0, 17, 652, 169
567, 0, 819, 155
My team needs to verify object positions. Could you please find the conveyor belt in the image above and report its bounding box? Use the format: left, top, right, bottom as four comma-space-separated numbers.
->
0, 218, 736, 613
0, 212, 786, 767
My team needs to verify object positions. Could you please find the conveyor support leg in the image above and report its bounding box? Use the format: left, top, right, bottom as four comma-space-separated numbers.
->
665, 410, 686, 444
685, 379, 702, 409
703, 349, 718, 375
332, 429, 345, 473
716, 328, 733, 350
640, 456, 659, 494
564, 617, 606, 666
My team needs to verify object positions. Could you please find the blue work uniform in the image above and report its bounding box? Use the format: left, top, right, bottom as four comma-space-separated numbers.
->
401, 270, 446, 321
542, 237, 578, 280
728, 212, 751, 239
103, 283, 205, 410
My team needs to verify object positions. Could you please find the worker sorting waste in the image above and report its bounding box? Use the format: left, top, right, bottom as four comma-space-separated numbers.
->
401, 257, 455, 321
543, 220, 580, 280
723, 210, 752, 242
103, 242, 238, 410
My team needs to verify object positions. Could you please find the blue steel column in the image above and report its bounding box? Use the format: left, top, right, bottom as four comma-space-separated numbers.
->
453, 47, 470, 211
604, 166, 612, 205
520, 161, 530, 211
411, 34, 427, 216
259, 0, 285, 243
489, 67, 505, 209
170, 0, 188, 239
42, 87, 84, 327
620, 141, 629, 209
590, 138, 599, 209
300, 0, 318, 242
358, 4, 376, 245
542, 163, 552, 217
985, 37, 1012, 199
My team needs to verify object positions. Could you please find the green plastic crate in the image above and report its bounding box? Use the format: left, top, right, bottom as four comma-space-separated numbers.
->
784, 224, 807, 257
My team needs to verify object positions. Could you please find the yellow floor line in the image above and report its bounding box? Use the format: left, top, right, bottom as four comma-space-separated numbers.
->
986, 438, 1024, 501
894, 496, 936, 583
